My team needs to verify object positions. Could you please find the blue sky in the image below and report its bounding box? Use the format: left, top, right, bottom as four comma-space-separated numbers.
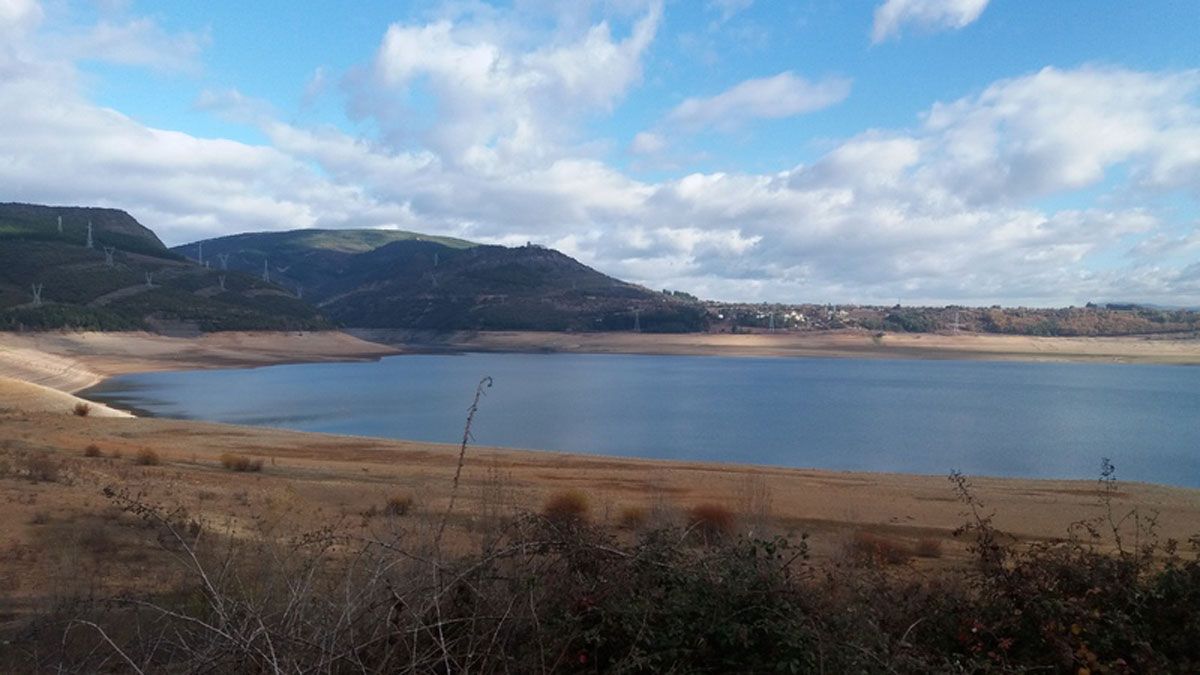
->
2, 0, 1198, 305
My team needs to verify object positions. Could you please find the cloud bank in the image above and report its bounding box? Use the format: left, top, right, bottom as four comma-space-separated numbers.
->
0, 1, 1197, 307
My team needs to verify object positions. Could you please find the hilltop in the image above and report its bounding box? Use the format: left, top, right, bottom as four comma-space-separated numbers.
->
175, 230, 708, 332
0, 203, 329, 332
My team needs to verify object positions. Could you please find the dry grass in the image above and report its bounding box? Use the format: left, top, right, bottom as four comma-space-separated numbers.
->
384, 494, 414, 517
688, 503, 736, 541
23, 454, 59, 483
543, 489, 589, 524
219, 453, 264, 472
616, 505, 649, 530
72, 402, 91, 417
133, 449, 161, 466
845, 531, 912, 566
737, 473, 773, 535
83, 444, 102, 458
914, 536, 944, 559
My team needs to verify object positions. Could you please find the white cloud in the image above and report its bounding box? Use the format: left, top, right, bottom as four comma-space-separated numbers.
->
0, 0, 42, 36
0, 3, 1198, 307
62, 18, 209, 73
629, 131, 665, 155
872, 0, 989, 43
667, 71, 851, 132
918, 67, 1200, 203
301, 66, 329, 106
361, 3, 661, 168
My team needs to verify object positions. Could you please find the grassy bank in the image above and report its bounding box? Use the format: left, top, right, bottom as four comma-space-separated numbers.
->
3, 461, 1197, 672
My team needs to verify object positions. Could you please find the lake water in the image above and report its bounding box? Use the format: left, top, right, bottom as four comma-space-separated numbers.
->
83, 353, 1200, 487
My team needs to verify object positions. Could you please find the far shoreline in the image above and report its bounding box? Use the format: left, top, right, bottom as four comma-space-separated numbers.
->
350, 328, 1200, 367
2, 329, 1199, 403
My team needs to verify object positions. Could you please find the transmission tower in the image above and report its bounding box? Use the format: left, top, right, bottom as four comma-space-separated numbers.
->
948, 310, 964, 335
196, 242, 203, 266
144, 272, 155, 288
262, 259, 270, 282
633, 308, 641, 332
86, 221, 94, 249
217, 253, 230, 270
218, 275, 226, 291
56, 215, 63, 234
102, 246, 116, 267
30, 283, 43, 307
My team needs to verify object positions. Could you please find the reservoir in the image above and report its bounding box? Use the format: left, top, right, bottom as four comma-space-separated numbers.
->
84, 353, 1200, 488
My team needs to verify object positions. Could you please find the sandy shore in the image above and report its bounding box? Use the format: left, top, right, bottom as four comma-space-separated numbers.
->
0, 330, 401, 393
357, 328, 1200, 365
2, 330, 1197, 403
3, 411, 1198, 561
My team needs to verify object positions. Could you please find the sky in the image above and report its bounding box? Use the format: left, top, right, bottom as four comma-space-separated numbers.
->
1, 0, 1198, 307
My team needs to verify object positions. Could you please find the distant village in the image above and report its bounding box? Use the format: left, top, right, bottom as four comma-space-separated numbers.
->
688, 297, 1200, 338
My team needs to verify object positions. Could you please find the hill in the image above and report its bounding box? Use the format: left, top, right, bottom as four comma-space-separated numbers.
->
175, 230, 708, 332
0, 203, 329, 332
0, 202, 172, 257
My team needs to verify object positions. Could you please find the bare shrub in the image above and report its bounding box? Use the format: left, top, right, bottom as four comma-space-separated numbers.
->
133, 449, 160, 466
29, 510, 50, 525
617, 505, 649, 530
915, 536, 944, 558
845, 531, 912, 566
737, 472, 774, 536
80, 527, 117, 556
23, 454, 59, 483
543, 489, 589, 524
384, 494, 414, 517
477, 456, 517, 536
72, 402, 91, 417
219, 453, 263, 472
12, 466, 1200, 674
688, 503, 736, 542
83, 444, 102, 458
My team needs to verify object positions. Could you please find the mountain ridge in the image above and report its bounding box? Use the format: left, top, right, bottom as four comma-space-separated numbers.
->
0, 204, 329, 332
175, 228, 708, 332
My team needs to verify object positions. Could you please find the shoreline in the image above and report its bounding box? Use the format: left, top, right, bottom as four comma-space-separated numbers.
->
2, 327, 1198, 421
2, 329, 1198, 398
352, 328, 1200, 366
1, 410, 1197, 559
1, 328, 1197, 575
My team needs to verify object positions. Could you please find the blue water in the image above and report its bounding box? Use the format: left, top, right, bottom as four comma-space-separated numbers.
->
83, 353, 1200, 487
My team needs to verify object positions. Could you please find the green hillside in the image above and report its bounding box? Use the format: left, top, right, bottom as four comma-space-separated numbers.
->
0, 204, 329, 332
0, 202, 174, 258
176, 230, 708, 332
